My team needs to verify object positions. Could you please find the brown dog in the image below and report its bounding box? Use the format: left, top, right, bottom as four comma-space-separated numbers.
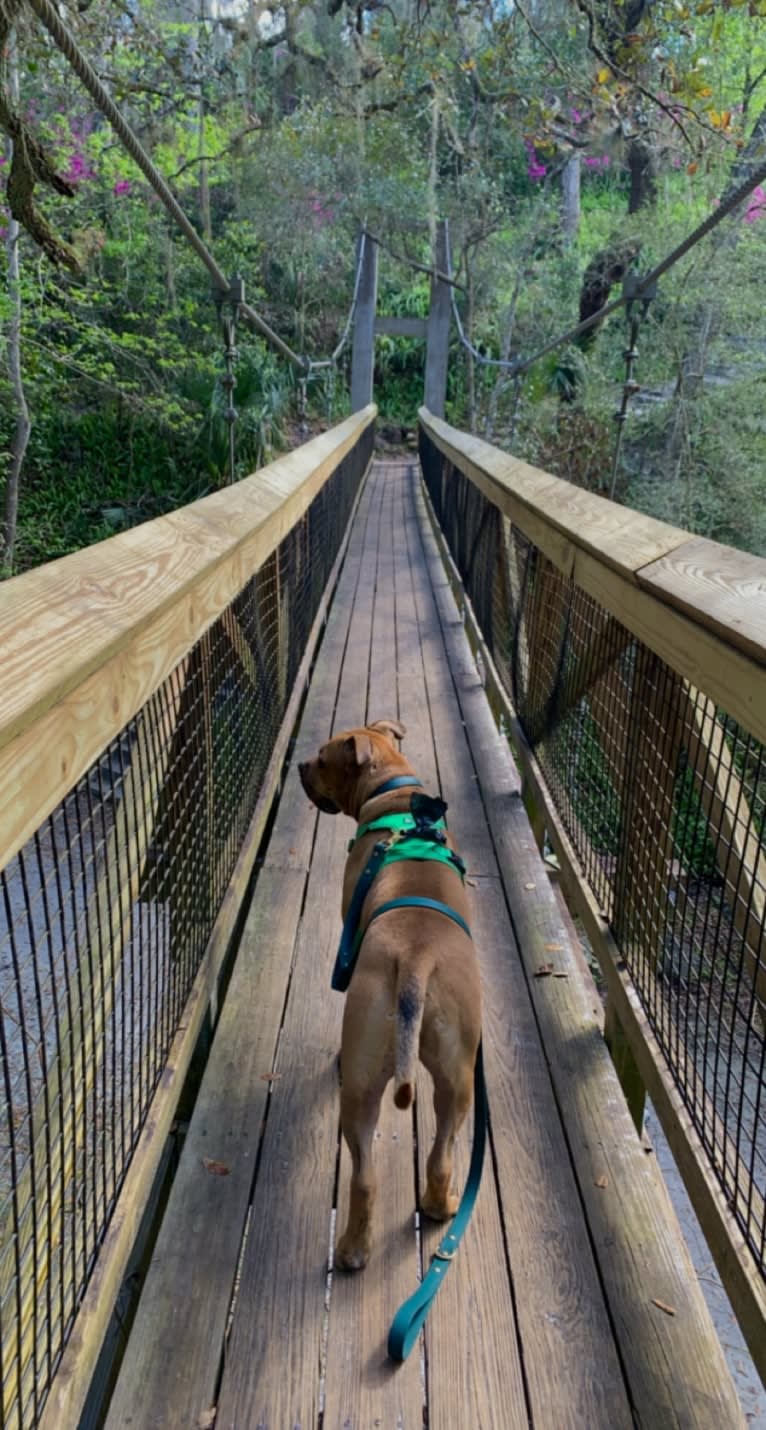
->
299, 720, 481, 1271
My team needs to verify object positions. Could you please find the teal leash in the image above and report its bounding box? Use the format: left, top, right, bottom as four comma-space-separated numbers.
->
387, 1040, 487, 1363
331, 789, 488, 1360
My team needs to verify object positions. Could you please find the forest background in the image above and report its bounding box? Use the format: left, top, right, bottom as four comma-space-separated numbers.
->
1, 0, 765, 575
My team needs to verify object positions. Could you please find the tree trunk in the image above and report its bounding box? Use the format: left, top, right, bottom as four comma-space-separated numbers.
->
2, 35, 30, 574
663, 104, 766, 487
561, 154, 581, 245
198, 0, 212, 240
485, 266, 524, 441
464, 251, 476, 433
627, 137, 657, 214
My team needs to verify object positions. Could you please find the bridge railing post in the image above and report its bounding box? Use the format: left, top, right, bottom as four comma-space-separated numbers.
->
350, 228, 379, 412
424, 220, 451, 419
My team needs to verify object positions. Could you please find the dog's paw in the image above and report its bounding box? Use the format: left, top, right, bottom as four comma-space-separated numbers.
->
420, 1190, 459, 1222
335, 1233, 370, 1271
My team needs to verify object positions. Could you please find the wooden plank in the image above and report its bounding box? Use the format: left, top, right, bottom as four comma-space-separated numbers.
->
409, 472, 633, 1428
0, 408, 376, 874
573, 547, 766, 758
517, 733, 766, 1391
214, 470, 385, 1427
639, 536, 766, 667
104, 451, 377, 1430
43, 453, 376, 1430
416, 478, 752, 1418
420, 406, 688, 579
420, 409, 766, 752
398, 469, 530, 1429
374, 315, 427, 338
323, 465, 424, 1428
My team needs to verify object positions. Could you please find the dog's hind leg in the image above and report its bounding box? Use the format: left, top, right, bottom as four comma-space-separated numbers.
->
335, 1082, 385, 1271
421, 1068, 473, 1222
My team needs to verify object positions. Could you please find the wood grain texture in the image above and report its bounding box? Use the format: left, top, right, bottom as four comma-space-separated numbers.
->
400, 471, 530, 1430
420, 408, 766, 752
420, 406, 688, 578
105, 476, 374, 1428
323, 465, 424, 1429
214, 466, 384, 1428
416, 476, 750, 1422
639, 536, 766, 666
0, 409, 375, 875
62, 464, 374, 1430
573, 547, 766, 752
514, 733, 766, 1394
411, 473, 633, 1429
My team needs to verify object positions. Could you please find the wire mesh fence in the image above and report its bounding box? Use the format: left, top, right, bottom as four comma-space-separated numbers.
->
420, 425, 766, 1281
0, 422, 372, 1430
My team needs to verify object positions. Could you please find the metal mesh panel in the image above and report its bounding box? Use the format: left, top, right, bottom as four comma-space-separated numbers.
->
0, 422, 372, 1430
421, 424, 766, 1279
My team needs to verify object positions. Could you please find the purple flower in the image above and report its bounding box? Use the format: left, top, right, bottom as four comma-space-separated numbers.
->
570, 108, 583, 124
113, 179, 132, 196
528, 161, 547, 180
63, 151, 95, 185
584, 154, 610, 170
744, 186, 766, 225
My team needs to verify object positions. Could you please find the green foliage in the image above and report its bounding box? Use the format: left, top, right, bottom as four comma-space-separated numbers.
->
1, 0, 765, 571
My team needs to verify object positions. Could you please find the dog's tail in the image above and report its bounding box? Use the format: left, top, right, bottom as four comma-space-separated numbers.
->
393, 968, 426, 1110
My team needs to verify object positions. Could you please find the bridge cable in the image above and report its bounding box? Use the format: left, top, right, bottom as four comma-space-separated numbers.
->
26, 0, 367, 384
444, 143, 766, 378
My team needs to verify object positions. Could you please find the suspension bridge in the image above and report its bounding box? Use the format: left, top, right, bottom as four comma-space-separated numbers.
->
2, 5, 766, 1428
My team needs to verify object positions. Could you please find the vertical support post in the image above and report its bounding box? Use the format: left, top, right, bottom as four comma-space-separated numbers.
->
350, 229, 378, 412
604, 996, 647, 1134
424, 219, 451, 418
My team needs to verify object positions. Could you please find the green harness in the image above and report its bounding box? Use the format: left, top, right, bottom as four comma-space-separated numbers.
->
331, 790, 488, 1363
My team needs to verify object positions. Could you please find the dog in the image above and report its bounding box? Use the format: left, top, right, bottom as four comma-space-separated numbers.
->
299, 719, 481, 1271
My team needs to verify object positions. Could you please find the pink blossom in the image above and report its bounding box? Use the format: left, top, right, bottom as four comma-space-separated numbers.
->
584, 154, 610, 170
63, 151, 95, 185
113, 179, 132, 196
744, 185, 766, 225
570, 108, 583, 124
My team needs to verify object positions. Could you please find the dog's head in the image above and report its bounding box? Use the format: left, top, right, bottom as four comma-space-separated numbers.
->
298, 719, 409, 818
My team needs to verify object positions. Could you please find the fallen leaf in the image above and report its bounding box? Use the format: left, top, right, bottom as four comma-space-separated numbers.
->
652, 1298, 676, 1316
544, 943, 563, 952
289, 847, 296, 855
466, 878, 478, 887
535, 963, 554, 978
202, 1158, 230, 1177
261, 1072, 282, 1083
524, 882, 536, 891
198, 1409, 216, 1430
687, 161, 698, 175
595, 1175, 608, 1189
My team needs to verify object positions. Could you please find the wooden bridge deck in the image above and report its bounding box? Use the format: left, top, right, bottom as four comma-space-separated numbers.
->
105, 460, 743, 1429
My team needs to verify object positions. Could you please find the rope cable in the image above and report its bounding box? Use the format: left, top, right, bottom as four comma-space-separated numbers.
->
445, 146, 766, 379
26, 0, 367, 381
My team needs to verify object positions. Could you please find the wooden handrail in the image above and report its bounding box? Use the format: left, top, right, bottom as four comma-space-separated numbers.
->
420, 407, 766, 745
0, 406, 376, 873
418, 406, 766, 1380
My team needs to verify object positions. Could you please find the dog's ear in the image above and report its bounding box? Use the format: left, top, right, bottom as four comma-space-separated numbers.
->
344, 732, 374, 766
368, 719, 407, 744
